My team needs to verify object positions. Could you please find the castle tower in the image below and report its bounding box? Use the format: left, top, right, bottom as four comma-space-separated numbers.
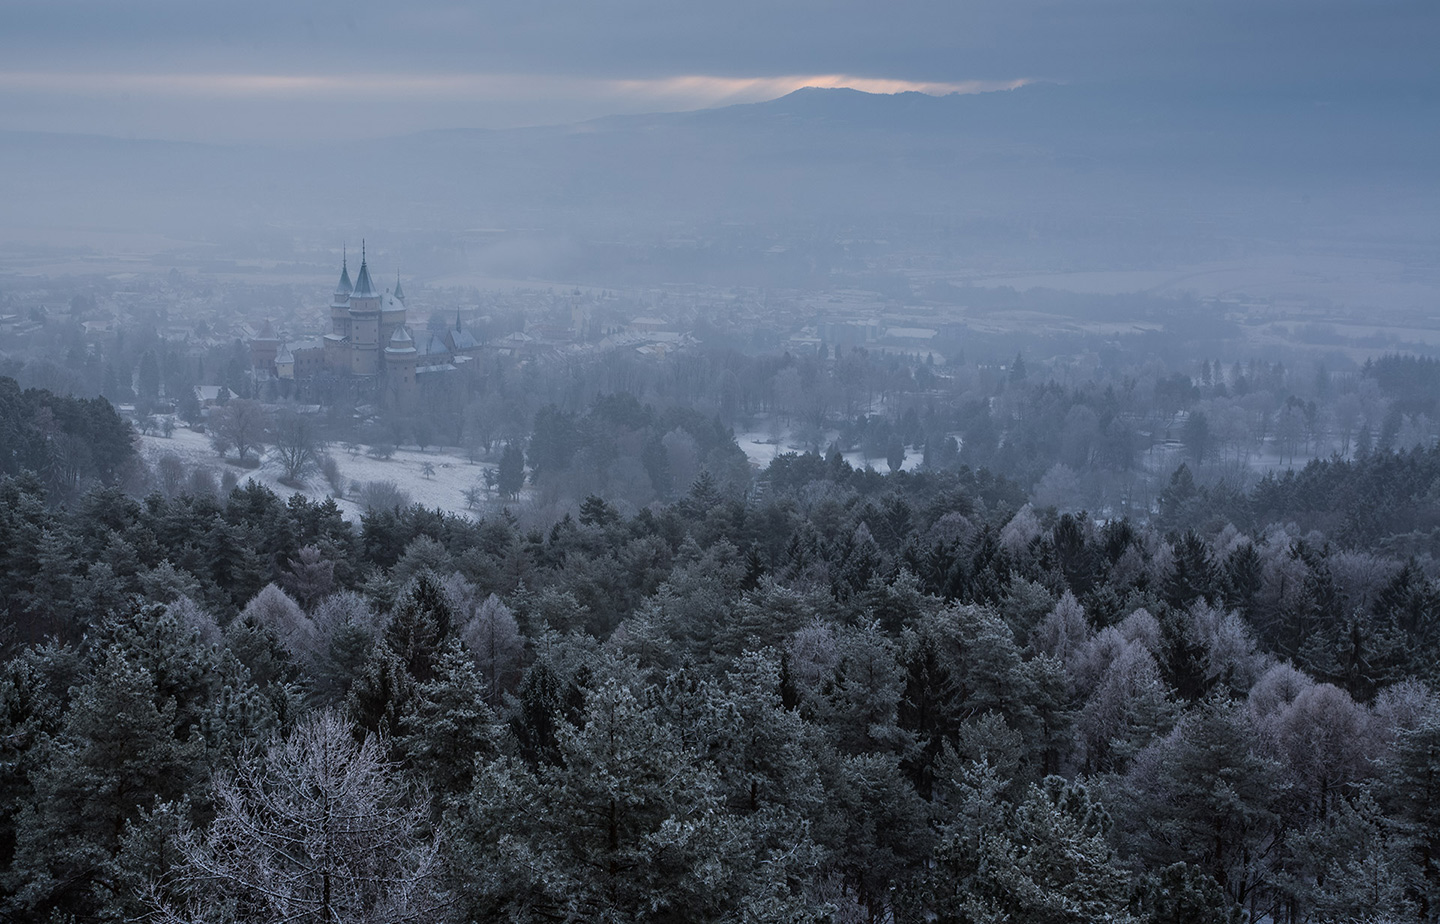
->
326, 250, 353, 371
380, 269, 407, 348
384, 324, 419, 408
329, 250, 353, 334
250, 318, 281, 372
348, 244, 381, 376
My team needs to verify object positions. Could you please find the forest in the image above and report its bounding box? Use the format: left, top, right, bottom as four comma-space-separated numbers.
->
2, 373, 1440, 923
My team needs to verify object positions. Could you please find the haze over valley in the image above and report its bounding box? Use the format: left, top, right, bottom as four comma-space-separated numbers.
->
4, 3, 1440, 923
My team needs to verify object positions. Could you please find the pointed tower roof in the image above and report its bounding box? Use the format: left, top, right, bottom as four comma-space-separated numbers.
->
352, 242, 379, 299
393, 271, 405, 302
334, 248, 353, 297
386, 325, 417, 355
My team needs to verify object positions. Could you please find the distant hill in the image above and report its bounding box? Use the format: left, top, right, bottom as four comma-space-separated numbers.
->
0, 84, 1435, 280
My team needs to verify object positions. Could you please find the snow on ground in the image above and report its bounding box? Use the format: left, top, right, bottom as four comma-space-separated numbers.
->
735, 431, 789, 469
839, 450, 923, 474
140, 419, 926, 525
734, 425, 924, 473
137, 426, 506, 522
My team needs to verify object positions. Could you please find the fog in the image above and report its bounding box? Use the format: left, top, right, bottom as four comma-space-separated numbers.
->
1, 83, 1436, 308
2, 2, 1439, 429
11, 8, 1440, 923
0, 1, 1436, 309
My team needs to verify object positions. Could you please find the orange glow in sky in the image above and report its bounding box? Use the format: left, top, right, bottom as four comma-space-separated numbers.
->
0, 70, 1029, 104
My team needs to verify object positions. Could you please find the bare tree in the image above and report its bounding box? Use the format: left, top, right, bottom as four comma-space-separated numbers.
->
273, 409, 326, 485
210, 399, 269, 464
321, 454, 345, 496
149, 709, 444, 924
155, 452, 187, 498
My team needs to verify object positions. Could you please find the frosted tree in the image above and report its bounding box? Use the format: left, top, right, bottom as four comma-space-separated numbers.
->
460, 593, 523, 707
280, 545, 336, 610
451, 677, 812, 922
1075, 638, 1175, 774
237, 582, 311, 656
1271, 682, 1372, 822
149, 709, 443, 924
1030, 591, 1090, 670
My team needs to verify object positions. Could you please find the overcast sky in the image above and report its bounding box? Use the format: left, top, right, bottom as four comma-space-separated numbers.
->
1, 0, 1436, 143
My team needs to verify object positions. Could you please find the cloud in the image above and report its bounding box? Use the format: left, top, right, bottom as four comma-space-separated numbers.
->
0, 0, 1434, 140
0, 70, 1027, 103
3, 0, 1435, 91
0, 69, 1037, 141
609, 75, 1032, 105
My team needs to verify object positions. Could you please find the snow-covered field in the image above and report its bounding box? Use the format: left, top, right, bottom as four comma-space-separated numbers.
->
733, 426, 924, 473
139, 418, 929, 525
137, 426, 506, 522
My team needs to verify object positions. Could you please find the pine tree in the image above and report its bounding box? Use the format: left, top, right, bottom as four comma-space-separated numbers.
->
1134, 862, 1241, 924
1157, 463, 1200, 529
1009, 352, 1028, 385
1383, 717, 1440, 918
497, 442, 525, 499
460, 593, 523, 707
452, 676, 816, 922
1113, 695, 1284, 910
10, 652, 206, 920
1165, 530, 1220, 610
385, 572, 455, 684
347, 646, 417, 742
398, 641, 498, 801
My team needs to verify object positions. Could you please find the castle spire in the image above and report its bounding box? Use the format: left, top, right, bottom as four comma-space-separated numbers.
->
333, 245, 353, 297
393, 269, 405, 302
352, 240, 378, 299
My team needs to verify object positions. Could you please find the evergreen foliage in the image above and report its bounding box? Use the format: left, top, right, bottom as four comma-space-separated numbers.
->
0, 429, 1438, 922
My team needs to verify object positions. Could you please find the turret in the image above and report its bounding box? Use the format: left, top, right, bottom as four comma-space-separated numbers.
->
381, 268, 407, 346
332, 250, 353, 303
330, 250, 353, 342
350, 244, 380, 302
349, 243, 381, 375
385, 325, 419, 408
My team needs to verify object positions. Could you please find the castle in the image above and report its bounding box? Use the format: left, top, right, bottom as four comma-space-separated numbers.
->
252, 245, 483, 408
318, 245, 416, 405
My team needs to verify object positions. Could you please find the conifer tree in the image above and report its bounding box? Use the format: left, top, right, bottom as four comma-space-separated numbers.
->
10, 652, 206, 920
497, 442, 525, 499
